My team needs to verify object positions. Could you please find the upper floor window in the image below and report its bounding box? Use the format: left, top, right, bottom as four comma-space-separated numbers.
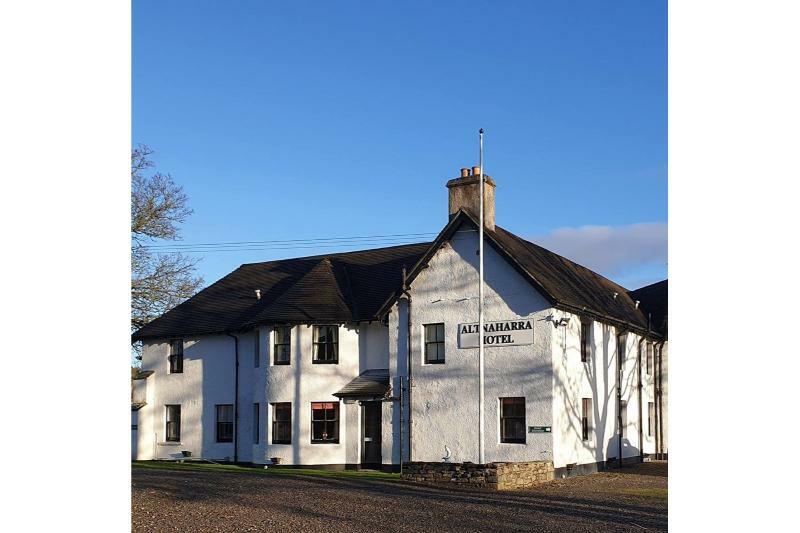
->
216, 404, 234, 443
620, 400, 628, 438
165, 405, 181, 442
273, 326, 291, 365
580, 319, 591, 363
254, 329, 260, 368
646, 342, 654, 376
311, 402, 339, 443
424, 323, 445, 364
312, 325, 338, 364
499, 397, 526, 443
272, 403, 291, 444
169, 340, 183, 374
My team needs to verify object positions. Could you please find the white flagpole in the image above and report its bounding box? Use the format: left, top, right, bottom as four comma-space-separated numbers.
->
478, 128, 485, 465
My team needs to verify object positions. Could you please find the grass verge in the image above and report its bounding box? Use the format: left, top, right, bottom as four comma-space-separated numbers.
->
132, 460, 399, 481
619, 488, 668, 501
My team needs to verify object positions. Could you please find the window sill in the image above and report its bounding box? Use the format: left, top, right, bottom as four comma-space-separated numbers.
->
271, 442, 292, 445
310, 441, 340, 445
312, 361, 339, 365
500, 441, 527, 445
273, 362, 291, 366
159, 442, 182, 446
425, 361, 446, 365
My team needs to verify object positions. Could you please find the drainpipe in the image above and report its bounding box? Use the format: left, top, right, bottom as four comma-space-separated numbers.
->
637, 337, 645, 463
400, 267, 413, 466
226, 332, 240, 463
656, 341, 665, 460
398, 371, 403, 473
637, 312, 650, 463
617, 332, 624, 469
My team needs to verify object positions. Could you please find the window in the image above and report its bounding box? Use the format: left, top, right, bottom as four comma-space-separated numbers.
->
424, 323, 445, 364
254, 329, 260, 368
500, 397, 526, 443
272, 403, 291, 444
648, 402, 655, 437
311, 402, 339, 443
216, 404, 234, 443
253, 403, 260, 444
646, 342, 654, 376
273, 326, 291, 365
581, 398, 592, 441
165, 405, 181, 442
620, 400, 628, 438
580, 319, 591, 363
169, 339, 183, 374
312, 326, 338, 364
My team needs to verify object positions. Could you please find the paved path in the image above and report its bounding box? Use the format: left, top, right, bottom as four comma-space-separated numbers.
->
132, 463, 667, 532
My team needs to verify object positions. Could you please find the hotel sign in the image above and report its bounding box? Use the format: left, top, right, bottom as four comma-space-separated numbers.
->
458, 319, 534, 348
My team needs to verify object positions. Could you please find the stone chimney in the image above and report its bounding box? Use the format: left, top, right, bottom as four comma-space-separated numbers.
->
446, 166, 496, 230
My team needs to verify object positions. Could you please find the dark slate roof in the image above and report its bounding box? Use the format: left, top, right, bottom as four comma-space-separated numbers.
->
132, 402, 146, 411
132, 243, 430, 341
379, 210, 658, 337
491, 225, 651, 331
333, 369, 390, 399
133, 210, 665, 342
628, 280, 668, 337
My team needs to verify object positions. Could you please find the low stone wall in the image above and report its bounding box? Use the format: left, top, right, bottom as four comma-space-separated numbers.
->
402, 461, 554, 490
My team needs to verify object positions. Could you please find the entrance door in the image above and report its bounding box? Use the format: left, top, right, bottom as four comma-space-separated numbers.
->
361, 402, 382, 467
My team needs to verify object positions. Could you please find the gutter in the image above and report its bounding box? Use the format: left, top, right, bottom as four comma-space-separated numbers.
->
225, 332, 240, 463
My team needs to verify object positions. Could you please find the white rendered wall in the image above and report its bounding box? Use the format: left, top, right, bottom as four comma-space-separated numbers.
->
138, 335, 239, 461
390, 223, 554, 465
551, 312, 653, 469
137, 323, 390, 465
257, 323, 384, 466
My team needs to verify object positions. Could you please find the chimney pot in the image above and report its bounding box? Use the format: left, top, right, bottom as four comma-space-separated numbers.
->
472, 166, 480, 176
460, 167, 470, 177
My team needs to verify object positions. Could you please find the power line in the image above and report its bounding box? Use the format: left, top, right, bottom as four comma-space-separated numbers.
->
147, 240, 432, 254
140, 231, 438, 250
137, 232, 438, 254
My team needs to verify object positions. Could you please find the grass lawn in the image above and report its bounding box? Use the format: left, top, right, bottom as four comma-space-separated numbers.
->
132, 460, 400, 482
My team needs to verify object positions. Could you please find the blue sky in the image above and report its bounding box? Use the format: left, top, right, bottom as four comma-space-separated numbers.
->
133, 0, 666, 290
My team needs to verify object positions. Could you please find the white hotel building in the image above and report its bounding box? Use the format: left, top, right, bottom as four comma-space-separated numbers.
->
132, 167, 668, 477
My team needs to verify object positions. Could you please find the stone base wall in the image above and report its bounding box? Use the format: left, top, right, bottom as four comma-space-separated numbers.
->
402, 461, 554, 490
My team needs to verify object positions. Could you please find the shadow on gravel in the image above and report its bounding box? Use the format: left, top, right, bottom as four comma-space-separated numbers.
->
133, 467, 668, 531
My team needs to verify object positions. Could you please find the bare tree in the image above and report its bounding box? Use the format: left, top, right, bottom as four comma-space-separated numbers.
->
131, 145, 203, 347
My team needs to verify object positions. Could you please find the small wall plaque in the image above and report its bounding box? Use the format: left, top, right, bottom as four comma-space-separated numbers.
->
529, 426, 551, 433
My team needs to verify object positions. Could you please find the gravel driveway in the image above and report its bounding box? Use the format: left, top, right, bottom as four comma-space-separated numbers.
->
132, 462, 667, 532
